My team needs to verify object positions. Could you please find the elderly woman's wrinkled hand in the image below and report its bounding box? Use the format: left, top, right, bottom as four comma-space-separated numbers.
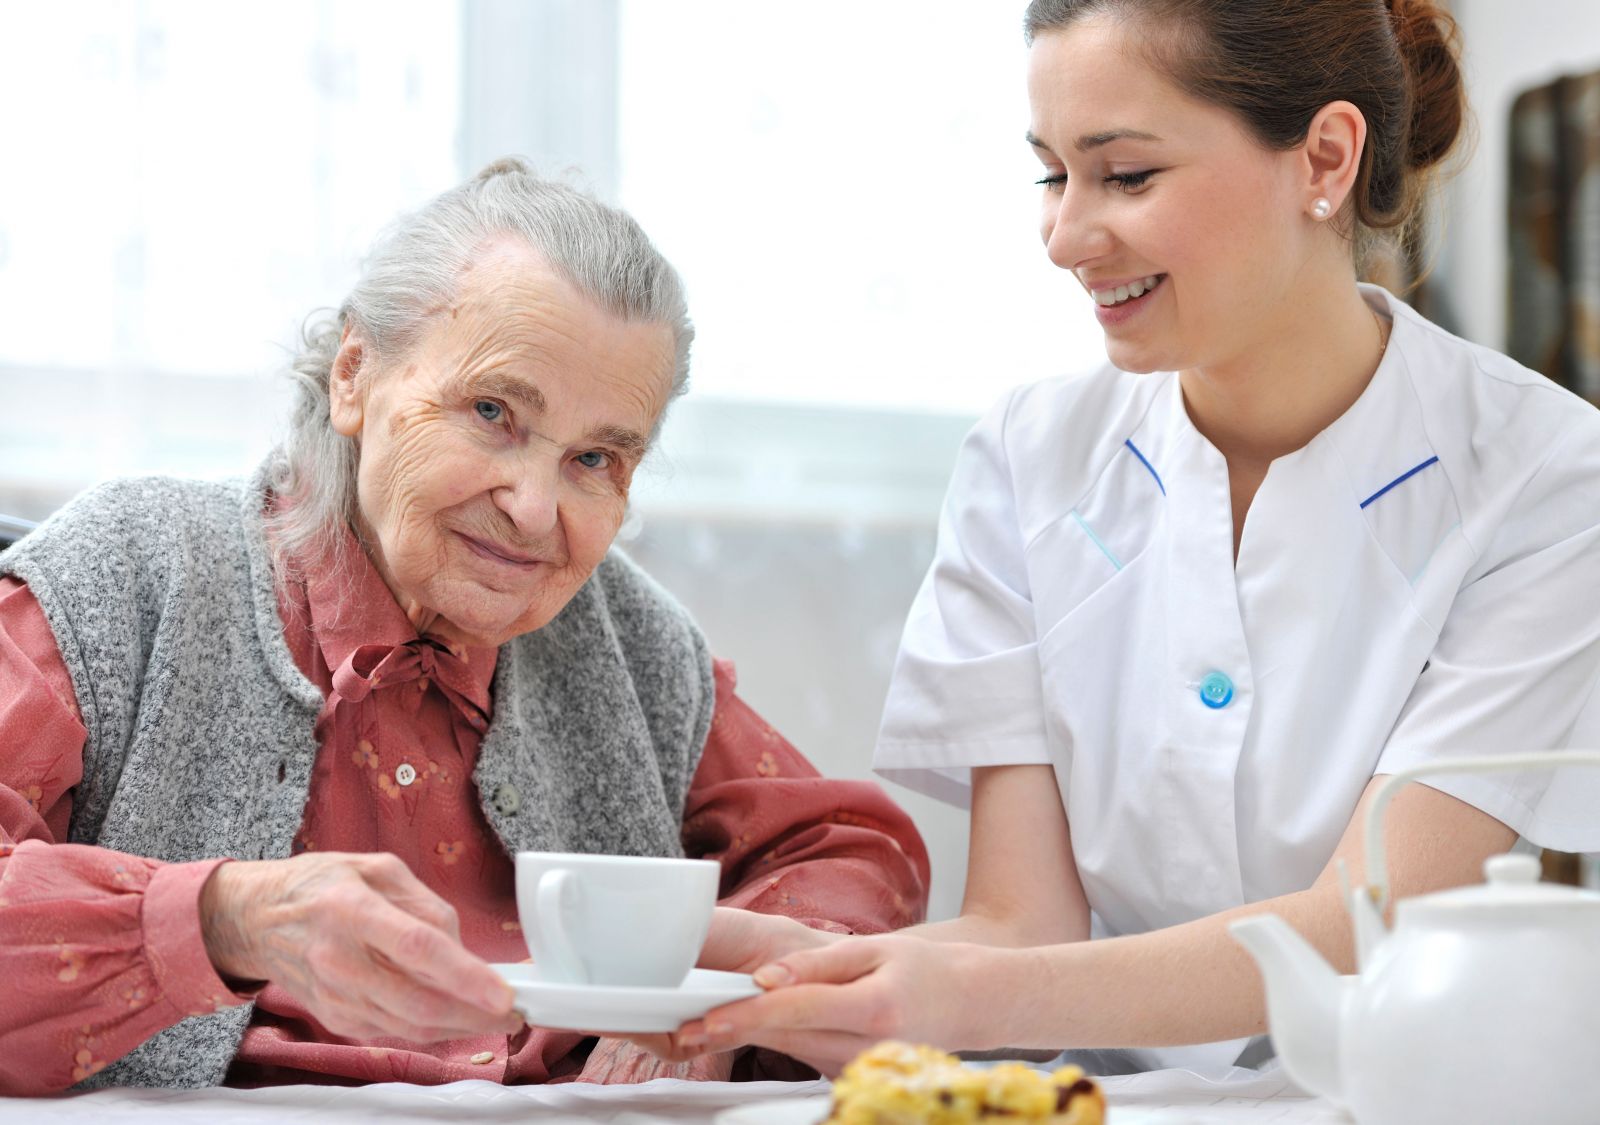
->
199, 852, 522, 1042
698, 905, 844, 976
576, 1036, 737, 1083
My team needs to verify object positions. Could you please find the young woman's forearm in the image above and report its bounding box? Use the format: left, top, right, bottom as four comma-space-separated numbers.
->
987, 883, 1350, 1050
977, 778, 1515, 1050
901, 913, 1031, 946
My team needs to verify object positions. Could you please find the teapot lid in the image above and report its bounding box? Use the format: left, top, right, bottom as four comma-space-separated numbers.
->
1400, 853, 1600, 923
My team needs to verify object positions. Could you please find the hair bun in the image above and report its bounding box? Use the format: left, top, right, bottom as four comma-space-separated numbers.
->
1387, 0, 1465, 171
474, 156, 534, 182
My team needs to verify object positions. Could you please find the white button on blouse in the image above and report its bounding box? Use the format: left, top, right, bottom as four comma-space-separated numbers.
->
494, 783, 521, 816
876, 284, 1600, 967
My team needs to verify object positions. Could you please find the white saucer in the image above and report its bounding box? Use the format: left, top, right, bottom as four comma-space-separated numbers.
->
491, 963, 761, 1033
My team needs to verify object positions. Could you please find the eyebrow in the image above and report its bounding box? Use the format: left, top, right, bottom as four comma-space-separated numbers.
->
1025, 128, 1163, 153
449, 371, 649, 458
451, 370, 546, 415
587, 424, 649, 459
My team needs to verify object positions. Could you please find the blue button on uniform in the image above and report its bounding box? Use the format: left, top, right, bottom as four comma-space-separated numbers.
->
1198, 671, 1234, 709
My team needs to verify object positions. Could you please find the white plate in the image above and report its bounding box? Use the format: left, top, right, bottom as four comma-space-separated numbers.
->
714, 1096, 830, 1125
491, 963, 760, 1033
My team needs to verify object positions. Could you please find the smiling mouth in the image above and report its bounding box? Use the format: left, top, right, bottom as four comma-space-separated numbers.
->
1091, 274, 1166, 307
455, 531, 543, 569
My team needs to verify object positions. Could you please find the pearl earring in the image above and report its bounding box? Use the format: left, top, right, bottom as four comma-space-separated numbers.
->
1311, 197, 1333, 221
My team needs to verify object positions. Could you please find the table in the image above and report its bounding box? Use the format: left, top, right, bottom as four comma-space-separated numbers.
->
0, 1067, 1350, 1124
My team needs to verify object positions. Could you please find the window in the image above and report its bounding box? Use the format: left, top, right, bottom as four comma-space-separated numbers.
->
616, 1, 1099, 416
0, 1, 460, 511
0, 2, 1104, 523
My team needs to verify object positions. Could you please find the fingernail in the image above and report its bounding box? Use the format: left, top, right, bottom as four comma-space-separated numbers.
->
678, 1026, 707, 1047
706, 1020, 733, 1037
753, 963, 792, 987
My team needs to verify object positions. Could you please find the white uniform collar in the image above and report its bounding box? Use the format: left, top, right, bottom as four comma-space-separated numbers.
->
1133, 284, 1437, 517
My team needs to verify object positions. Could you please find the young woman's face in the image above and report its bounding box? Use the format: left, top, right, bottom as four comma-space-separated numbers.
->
330, 243, 674, 650
1027, 17, 1311, 374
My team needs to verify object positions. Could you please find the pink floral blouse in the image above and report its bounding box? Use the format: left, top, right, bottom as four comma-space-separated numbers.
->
0, 536, 929, 1094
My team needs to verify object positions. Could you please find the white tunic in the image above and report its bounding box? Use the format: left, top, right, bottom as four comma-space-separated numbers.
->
875, 286, 1600, 1069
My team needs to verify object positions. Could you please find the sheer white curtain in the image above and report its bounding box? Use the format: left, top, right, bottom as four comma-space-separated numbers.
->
0, 3, 1109, 917
609, 3, 1111, 918
617, 0, 1096, 417
0, 0, 460, 514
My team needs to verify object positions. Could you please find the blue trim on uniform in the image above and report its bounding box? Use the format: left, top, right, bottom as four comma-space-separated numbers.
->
1359, 456, 1439, 510
1071, 510, 1123, 570
1124, 439, 1166, 496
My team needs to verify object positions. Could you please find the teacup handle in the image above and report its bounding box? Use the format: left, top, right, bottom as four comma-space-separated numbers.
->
1364, 750, 1600, 911
536, 869, 588, 984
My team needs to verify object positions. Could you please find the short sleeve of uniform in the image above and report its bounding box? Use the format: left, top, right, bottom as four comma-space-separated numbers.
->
873, 388, 1050, 808
1377, 414, 1600, 853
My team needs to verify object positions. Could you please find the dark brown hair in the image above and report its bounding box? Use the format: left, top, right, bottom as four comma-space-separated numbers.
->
1022, 0, 1465, 241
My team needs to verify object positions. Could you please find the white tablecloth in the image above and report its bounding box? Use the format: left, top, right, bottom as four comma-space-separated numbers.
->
0, 1068, 1351, 1124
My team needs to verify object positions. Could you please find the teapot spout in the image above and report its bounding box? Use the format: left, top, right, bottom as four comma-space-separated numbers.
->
1229, 915, 1347, 1101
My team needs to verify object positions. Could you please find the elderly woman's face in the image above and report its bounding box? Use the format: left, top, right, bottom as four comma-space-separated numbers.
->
329, 242, 675, 649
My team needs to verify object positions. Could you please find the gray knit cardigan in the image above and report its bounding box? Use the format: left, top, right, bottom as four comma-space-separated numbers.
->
0, 463, 716, 1090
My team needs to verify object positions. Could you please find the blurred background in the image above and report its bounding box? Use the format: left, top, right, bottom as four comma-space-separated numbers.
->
1, 0, 1596, 916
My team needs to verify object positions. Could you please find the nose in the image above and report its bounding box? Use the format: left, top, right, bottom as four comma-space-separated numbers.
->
1041, 186, 1112, 272
492, 461, 560, 537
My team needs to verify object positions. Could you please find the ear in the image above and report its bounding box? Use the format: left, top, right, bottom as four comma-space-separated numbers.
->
1301, 100, 1368, 220
328, 322, 368, 439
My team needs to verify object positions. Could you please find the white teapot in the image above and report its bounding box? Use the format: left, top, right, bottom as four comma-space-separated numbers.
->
1230, 751, 1600, 1125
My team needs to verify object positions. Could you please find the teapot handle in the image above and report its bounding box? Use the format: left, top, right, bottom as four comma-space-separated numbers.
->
1364, 750, 1600, 912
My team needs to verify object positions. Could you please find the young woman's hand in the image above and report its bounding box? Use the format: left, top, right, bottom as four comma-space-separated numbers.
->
626, 906, 845, 1063
200, 852, 522, 1042
670, 934, 1025, 1077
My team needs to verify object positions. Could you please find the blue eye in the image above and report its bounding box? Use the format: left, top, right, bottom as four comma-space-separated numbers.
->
475, 400, 503, 423
575, 451, 608, 470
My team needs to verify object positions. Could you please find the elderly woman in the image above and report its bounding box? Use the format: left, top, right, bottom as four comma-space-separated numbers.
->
0, 159, 928, 1093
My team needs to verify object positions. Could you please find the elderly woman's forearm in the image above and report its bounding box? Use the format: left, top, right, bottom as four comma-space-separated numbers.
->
691, 779, 930, 933
681, 673, 931, 933
198, 861, 266, 983
0, 842, 244, 1094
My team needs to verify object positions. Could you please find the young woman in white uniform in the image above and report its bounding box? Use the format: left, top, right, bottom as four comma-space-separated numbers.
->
662, 0, 1600, 1074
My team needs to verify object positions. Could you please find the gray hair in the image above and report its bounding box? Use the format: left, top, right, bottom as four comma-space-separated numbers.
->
268, 157, 694, 570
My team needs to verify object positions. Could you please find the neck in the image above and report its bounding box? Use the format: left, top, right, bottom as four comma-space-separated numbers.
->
347, 513, 486, 654
1179, 276, 1385, 467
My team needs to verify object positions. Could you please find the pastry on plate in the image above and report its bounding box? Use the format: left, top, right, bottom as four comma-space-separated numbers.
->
824, 1041, 1105, 1124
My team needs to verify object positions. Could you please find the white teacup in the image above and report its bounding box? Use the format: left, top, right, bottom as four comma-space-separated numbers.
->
515, 851, 720, 988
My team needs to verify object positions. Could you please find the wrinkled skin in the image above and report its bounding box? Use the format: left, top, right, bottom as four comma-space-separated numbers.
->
329, 239, 676, 651
201, 241, 678, 1044
578, 1037, 737, 1083
201, 851, 525, 1041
